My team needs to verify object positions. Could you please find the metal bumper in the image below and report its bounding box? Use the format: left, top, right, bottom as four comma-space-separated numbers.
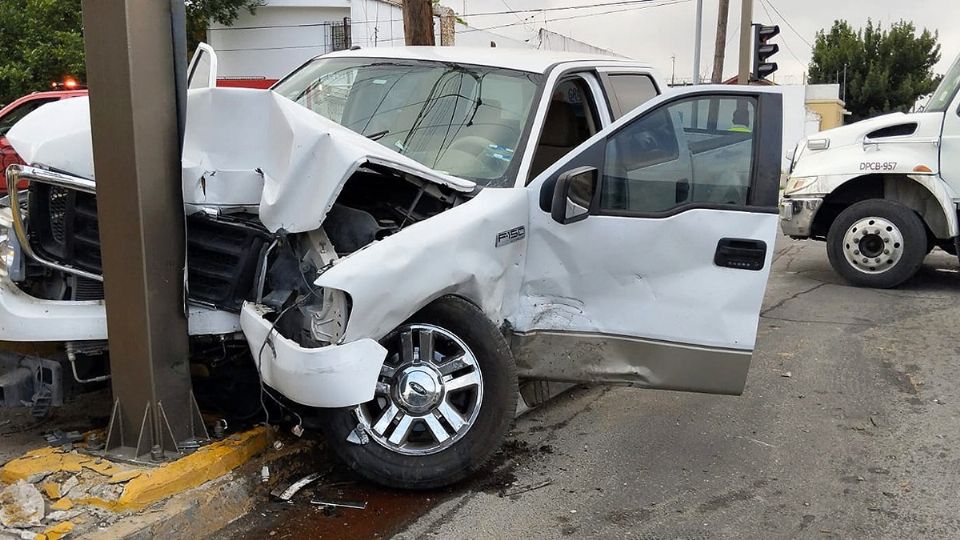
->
239, 302, 387, 408
779, 197, 823, 238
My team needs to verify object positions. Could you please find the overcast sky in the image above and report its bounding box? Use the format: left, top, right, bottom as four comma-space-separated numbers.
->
457, 0, 959, 85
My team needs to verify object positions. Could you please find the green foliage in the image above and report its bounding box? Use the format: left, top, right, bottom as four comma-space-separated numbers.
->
0, 0, 263, 106
0, 0, 86, 106
809, 20, 942, 121
186, 0, 265, 53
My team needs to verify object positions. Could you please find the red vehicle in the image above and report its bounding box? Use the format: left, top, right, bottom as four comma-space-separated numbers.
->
0, 89, 88, 191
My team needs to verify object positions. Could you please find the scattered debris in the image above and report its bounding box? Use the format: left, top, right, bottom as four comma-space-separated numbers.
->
781, 371, 793, 378
500, 479, 552, 497
43, 431, 83, 447
272, 440, 284, 451
41, 520, 75, 540
60, 476, 79, 498
41, 482, 62, 500
272, 472, 323, 501
309, 498, 367, 510
46, 510, 81, 523
0, 481, 45, 527
933, 398, 945, 405
261, 466, 270, 484
735, 436, 777, 449
82, 460, 119, 477
50, 498, 74, 512
107, 470, 142, 484
870, 417, 879, 428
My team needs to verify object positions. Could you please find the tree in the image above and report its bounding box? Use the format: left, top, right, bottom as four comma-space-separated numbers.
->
0, 0, 262, 106
185, 0, 264, 53
809, 20, 941, 121
0, 0, 86, 106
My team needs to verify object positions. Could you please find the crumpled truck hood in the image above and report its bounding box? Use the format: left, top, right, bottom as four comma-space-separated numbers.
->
7, 88, 475, 233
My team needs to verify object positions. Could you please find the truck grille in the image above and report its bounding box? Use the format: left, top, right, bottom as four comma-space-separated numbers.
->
28, 183, 270, 311
29, 183, 103, 274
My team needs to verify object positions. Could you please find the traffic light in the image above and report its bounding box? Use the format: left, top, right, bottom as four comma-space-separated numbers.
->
753, 24, 780, 81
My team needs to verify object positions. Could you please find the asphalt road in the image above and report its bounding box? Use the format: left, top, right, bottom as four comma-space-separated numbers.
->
394, 237, 960, 539
219, 236, 960, 539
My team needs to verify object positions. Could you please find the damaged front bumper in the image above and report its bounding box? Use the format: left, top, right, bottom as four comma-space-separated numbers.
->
239, 302, 387, 408
779, 197, 823, 238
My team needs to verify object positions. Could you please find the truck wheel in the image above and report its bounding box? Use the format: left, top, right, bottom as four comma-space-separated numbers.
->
320, 296, 518, 489
826, 200, 927, 288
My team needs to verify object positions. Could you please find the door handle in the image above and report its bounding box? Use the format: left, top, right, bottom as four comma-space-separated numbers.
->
714, 238, 767, 271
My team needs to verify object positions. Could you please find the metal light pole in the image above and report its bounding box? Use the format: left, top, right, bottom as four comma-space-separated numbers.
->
81, 0, 206, 461
693, 0, 703, 84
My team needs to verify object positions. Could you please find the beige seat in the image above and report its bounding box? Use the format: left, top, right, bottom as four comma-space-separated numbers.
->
529, 100, 585, 179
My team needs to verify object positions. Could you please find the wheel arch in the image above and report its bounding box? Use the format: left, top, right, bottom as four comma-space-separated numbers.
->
811, 174, 957, 240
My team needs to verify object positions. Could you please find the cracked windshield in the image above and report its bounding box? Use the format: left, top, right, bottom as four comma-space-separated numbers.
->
274, 58, 541, 187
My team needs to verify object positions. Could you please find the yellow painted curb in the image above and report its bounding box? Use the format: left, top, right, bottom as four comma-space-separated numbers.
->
1, 427, 272, 513
117, 427, 272, 511
0, 448, 91, 485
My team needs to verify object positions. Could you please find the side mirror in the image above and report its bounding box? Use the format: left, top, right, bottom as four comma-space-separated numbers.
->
551, 166, 598, 224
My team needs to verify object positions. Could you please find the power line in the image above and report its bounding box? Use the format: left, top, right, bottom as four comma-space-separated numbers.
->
460, 0, 692, 34
211, 0, 691, 53
762, 0, 813, 48
206, 0, 685, 31
758, 0, 804, 66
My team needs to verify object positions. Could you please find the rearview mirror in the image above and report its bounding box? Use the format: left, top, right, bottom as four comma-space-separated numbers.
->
551, 166, 598, 224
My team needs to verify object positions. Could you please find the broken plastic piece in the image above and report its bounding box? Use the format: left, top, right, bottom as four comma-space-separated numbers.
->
261, 466, 270, 484
309, 498, 367, 510
271, 472, 323, 501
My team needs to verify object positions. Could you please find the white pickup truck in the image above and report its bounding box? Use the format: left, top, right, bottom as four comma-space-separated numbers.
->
781, 53, 960, 288
0, 45, 783, 488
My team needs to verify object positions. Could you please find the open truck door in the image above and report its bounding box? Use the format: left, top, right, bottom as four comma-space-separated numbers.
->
187, 42, 218, 90
517, 87, 783, 395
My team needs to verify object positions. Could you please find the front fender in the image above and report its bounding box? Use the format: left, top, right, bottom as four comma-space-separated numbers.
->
315, 188, 529, 342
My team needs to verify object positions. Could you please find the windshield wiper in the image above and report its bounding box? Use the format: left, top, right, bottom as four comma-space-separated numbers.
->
365, 129, 390, 141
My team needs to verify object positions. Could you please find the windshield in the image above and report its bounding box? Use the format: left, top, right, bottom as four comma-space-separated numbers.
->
273, 58, 542, 187
926, 55, 960, 113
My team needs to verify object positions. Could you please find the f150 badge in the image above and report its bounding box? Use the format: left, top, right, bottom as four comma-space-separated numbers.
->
495, 226, 526, 247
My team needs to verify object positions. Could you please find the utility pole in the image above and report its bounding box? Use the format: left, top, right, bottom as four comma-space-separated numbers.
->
403, 0, 435, 46
671, 55, 676, 86
711, 0, 730, 83
692, 0, 703, 84
737, 0, 753, 84
81, 0, 206, 461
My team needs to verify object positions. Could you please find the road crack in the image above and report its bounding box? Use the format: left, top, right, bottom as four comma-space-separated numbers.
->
760, 282, 826, 317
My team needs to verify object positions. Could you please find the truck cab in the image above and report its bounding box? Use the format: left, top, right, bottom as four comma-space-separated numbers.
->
1, 46, 783, 488
781, 53, 960, 288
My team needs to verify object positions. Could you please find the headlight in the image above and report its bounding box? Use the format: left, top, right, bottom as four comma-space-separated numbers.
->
784, 176, 818, 195
0, 227, 24, 281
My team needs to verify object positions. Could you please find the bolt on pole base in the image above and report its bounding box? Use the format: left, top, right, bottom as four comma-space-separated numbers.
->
103, 392, 210, 464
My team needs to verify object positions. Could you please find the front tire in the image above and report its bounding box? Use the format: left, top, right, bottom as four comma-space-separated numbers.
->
320, 296, 518, 489
826, 199, 927, 288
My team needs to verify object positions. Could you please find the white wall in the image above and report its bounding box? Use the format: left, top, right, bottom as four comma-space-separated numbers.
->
350, 0, 440, 48
536, 29, 624, 57
453, 22, 533, 49
208, 2, 350, 79
779, 85, 807, 171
